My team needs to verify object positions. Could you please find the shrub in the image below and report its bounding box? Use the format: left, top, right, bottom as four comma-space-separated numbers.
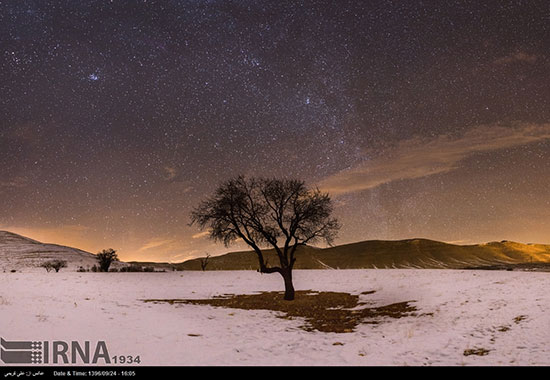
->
120, 265, 143, 272
119, 265, 164, 272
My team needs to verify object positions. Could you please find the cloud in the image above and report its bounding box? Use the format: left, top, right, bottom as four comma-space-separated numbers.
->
171, 250, 202, 260
0, 176, 28, 190
162, 166, 178, 181
494, 51, 538, 65
137, 238, 177, 252
318, 123, 550, 196
159, 166, 194, 193
191, 231, 210, 239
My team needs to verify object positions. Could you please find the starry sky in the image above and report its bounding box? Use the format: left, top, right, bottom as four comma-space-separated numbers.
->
1, 0, 550, 262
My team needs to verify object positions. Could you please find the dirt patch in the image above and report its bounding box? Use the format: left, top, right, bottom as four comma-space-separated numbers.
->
513, 315, 527, 324
144, 290, 417, 333
464, 348, 490, 356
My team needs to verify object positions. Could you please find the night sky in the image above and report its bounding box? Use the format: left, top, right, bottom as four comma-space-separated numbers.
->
1, 0, 550, 262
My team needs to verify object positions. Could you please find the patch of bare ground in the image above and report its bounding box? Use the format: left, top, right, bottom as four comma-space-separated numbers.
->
513, 315, 527, 324
463, 348, 491, 356
144, 290, 417, 333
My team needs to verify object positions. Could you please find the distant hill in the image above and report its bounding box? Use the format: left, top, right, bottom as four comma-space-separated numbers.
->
0, 231, 123, 272
3, 230, 550, 272
177, 238, 550, 271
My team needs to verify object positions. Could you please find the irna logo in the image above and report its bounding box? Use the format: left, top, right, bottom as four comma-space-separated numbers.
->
1, 338, 111, 364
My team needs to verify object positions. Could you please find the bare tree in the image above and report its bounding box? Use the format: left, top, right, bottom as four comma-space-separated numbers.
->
41, 261, 53, 272
96, 248, 118, 272
51, 259, 67, 272
41, 259, 67, 273
190, 176, 340, 300
200, 253, 211, 271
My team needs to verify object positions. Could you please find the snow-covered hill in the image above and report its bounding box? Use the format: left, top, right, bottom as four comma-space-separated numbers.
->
0, 230, 115, 272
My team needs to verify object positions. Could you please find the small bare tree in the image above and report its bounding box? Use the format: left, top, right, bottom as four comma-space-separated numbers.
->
41, 260, 67, 273
96, 248, 118, 272
51, 259, 67, 272
41, 261, 53, 272
191, 176, 340, 300
199, 253, 211, 271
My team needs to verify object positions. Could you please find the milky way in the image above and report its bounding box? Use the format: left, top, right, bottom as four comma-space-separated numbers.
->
1, 1, 549, 261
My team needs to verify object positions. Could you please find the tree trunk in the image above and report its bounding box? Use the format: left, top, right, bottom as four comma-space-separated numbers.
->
281, 268, 295, 301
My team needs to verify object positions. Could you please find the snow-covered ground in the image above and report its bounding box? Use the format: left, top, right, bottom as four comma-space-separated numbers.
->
1, 269, 549, 366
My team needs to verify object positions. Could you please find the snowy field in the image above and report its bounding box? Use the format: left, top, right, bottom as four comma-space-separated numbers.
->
1, 269, 549, 366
